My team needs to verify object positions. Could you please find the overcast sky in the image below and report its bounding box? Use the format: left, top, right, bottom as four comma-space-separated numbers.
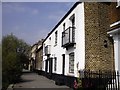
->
2, 2, 74, 45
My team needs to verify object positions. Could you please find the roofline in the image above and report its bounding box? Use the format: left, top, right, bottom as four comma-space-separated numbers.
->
36, 45, 43, 52
43, 2, 81, 43
31, 43, 37, 49
31, 39, 44, 49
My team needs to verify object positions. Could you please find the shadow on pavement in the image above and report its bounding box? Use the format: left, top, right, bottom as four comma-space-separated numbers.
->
18, 79, 34, 83
16, 71, 35, 83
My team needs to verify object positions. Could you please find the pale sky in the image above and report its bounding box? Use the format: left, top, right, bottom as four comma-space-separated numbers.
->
2, 2, 75, 45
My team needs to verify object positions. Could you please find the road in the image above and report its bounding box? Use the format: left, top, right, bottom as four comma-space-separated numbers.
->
12, 71, 72, 90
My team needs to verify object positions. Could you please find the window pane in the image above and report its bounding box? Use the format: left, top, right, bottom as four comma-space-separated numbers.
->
54, 57, 57, 71
69, 52, 74, 73
55, 31, 58, 45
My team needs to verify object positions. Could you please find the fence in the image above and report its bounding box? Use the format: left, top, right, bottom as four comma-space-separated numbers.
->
78, 70, 120, 90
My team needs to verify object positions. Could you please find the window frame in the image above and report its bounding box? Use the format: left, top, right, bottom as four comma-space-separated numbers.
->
69, 52, 74, 73
69, 14, 75, 27
63, 23, 65, 31
55, 31, 58, 46
54, 57, 57, 72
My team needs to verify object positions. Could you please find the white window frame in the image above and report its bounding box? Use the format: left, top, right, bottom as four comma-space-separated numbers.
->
63, 23, 65, 31
55, 31, 58, 46
54, 57, 57, 72
69, 52, 74, 73
69, 14, 75, 27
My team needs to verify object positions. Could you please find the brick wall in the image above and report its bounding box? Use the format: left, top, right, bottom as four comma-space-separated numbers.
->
109, 2, 120, 24
36, 48, 43, 70
84, 2, 114, 71
35, 40, 44, 70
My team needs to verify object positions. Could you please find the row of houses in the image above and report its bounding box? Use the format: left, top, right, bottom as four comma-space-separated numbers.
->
29, 1, 120, 88
29, 39, 44, 71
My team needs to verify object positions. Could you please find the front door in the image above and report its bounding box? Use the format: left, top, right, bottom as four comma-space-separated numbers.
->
45, 60, 48, 74
62, 54, 65, 75
49, 58, 53, 75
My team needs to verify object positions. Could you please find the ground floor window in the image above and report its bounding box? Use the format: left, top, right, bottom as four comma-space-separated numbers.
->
69, 52, 74, 73
54, 57, 57, 71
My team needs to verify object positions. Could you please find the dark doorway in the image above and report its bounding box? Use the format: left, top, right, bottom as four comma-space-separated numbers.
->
45, 55, 50, 74
49, 58, 53, 76
62, 54, 65, 75
45, 60, 48, 74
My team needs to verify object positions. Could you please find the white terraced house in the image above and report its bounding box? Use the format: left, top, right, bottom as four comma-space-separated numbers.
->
41, 2, 120, 88
43, 2, 85, 78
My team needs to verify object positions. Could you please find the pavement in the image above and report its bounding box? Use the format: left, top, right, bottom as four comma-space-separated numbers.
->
11, 70, 72, 90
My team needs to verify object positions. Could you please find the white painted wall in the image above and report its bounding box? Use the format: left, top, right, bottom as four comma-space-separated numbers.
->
118, 36, 120, 72
42, 3, 85, 77
31, 45, 37, 60
108, 27, 120, 74
113, 35, 120, 72
113, 36, 119, 71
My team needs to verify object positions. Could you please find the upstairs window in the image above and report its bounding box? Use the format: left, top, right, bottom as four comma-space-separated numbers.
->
44, 45, 51, 55
70, 14, 75, 43
63, 23, 65, 31
49, 37, 51, 40
55, 31, 58, 46
69, 14, 75, 27
62, 14, 75, 48
49, 37, 51, 44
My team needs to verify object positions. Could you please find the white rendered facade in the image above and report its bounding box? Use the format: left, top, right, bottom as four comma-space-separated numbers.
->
108, 25, 120, 72
42, 3, 85, 77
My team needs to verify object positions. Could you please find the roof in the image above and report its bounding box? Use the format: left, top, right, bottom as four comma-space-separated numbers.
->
43, 2, 81, 43
36, 45, 43, 53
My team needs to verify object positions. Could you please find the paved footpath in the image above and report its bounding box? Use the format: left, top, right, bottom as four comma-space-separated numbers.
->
13, 71, 72, 89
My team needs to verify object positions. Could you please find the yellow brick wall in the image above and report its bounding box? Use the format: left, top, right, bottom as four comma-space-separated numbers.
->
84, 2, 114, 71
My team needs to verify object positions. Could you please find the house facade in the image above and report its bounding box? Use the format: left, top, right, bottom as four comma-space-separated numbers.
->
29, 44, 37, 71
35, 40, 43, 71
40, 2, 120, 88
29, 39, 43, 71
84, 2, 114, 71
43, 2, 85, 78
